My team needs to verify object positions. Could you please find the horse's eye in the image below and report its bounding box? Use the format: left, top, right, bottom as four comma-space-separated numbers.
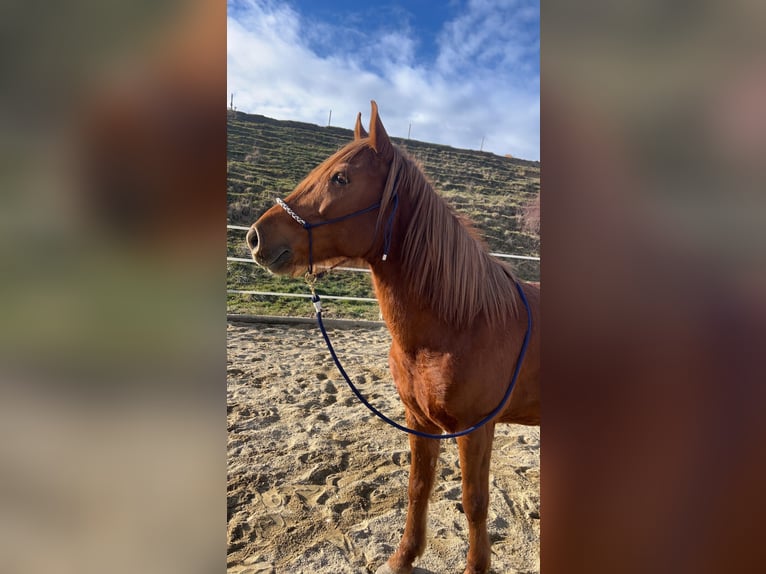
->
331, 172, 348, 185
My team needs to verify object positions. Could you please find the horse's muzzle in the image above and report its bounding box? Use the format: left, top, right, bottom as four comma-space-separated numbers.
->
247, 223, 295, 274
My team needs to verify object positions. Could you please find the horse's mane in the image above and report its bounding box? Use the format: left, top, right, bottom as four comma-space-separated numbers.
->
379, 144, 520, 328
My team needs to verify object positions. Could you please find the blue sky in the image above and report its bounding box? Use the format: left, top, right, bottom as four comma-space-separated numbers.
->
228, 0, 539, 160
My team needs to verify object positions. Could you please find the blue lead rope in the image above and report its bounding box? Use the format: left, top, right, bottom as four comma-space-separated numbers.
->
309, 280, 532, 440
275, 193, 532, 439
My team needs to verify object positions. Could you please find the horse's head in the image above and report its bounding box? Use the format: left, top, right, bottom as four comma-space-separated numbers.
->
247, 101, 396, 276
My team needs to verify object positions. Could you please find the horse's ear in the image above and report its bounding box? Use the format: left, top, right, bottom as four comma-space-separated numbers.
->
368, 100, 392, 155
354, 112, 368, 140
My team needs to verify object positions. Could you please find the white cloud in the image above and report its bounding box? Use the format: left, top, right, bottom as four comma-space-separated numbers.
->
227, 0, 539, 160
437, 0, 539, 76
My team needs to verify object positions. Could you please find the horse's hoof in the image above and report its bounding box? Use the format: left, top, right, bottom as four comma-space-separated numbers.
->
375, 563, 410, 574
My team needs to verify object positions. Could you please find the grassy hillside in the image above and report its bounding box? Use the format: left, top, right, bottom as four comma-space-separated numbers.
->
227, 111, 539, 320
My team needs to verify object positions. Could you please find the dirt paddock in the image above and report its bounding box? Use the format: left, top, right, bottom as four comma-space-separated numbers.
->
227, 320, 540, 573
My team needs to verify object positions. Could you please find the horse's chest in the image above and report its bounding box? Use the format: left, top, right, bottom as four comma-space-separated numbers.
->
389, 349, 457, 425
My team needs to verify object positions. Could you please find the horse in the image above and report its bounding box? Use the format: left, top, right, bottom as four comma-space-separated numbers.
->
247, 101, 540, 574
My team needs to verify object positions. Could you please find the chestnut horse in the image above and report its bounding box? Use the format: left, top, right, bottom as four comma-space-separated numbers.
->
247, 101, 540, 574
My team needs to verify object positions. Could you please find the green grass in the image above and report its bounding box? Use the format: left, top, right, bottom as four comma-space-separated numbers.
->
227, 111, 540, 318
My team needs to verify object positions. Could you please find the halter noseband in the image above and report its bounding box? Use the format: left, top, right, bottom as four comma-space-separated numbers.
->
275, 182, 399, 276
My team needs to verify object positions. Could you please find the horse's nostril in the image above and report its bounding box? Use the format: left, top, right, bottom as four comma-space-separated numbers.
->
246, 227, 259, 251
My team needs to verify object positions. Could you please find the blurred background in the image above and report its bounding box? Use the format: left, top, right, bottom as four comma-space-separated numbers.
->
0, 1, 224, 573
542, 1, 766, 572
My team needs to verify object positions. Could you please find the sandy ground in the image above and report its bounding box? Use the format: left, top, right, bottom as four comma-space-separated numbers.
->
227, 321, 540, 574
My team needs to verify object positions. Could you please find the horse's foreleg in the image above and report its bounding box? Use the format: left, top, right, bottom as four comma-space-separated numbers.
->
457, 423, 496, 574
377, 413, 440, 574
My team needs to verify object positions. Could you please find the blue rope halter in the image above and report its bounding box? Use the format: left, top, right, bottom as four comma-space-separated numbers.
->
275, 197, 386, 275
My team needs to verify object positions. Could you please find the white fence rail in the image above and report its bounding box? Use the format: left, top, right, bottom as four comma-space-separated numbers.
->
228, 289, 377, 303
227, 256, 370, 274
227, 225, 539, 305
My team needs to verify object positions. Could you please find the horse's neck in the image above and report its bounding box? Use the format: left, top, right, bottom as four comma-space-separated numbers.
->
369, 223, 476, 353
369, 265, 437, 350
368, 166, 513, 346
366, 183, 436, 345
